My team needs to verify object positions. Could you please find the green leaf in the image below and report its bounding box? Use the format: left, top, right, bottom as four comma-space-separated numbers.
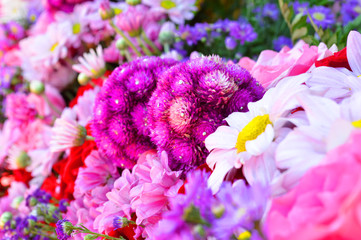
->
292, 27, 308, 41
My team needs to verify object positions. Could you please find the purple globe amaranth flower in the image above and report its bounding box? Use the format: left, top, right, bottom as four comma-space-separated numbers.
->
92, 57, 178, 168
307, 6, 335, 29
273, 36, 293, 51
148, 55, 264, 172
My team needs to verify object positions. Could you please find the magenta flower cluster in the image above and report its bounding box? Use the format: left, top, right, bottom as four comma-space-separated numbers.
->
91, 57, 178, 168
148, 56, 264, 171
92, 56, 264, 171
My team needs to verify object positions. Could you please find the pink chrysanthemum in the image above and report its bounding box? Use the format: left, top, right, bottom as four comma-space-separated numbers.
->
50, 113, 87, 152
92, 56, 178, 168
72, 46, 106, 79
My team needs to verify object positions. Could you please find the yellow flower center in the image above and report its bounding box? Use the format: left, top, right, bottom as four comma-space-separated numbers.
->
30, 14, 37, 22
10, 26, 18, 34
238, 231, 251, 240
354, 6, 361, 14
72, 23, 81, 34
50, 42, 59, 52
352, 119, 361, 128
235, 114, 272, 153
160, 0, 176, 9
313, 12, 325, 21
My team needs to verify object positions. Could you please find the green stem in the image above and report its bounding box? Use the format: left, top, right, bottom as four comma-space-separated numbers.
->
74, 227, 125, 240
86, 135, 95, 141
164, 43, 170, 53
30, 229, 57, 240
136, 37, 152, 56
141, 32, 161, 55
42, 93, 61, 117
122, 49, 132, 62
109, 20, 141, 57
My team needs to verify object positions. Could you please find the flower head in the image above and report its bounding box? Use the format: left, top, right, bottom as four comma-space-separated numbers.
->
205, 76, 308, 192
92, 57, 178, 168
73, 46, 106, 80
7, 145, 30, 170
56, 219, 73, 240
307, 6, 335, 29
143, 0, 197, 24
229, 21, 257, 44
148, 56, 263, 172
50, 114, 87, 153
273, 36, 293, 52
115, 5, 147, 37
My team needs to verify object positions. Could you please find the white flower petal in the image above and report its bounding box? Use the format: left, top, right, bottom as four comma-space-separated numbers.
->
225, 112, 252, 131
245, 124, 274, 156
205, 126, 239, 151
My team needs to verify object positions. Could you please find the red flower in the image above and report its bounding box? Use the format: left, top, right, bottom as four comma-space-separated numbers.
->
315, 47, 351, 71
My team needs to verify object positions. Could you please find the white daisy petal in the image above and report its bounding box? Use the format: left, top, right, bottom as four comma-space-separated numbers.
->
245, 124, 274, 156
205, 126, 239, 151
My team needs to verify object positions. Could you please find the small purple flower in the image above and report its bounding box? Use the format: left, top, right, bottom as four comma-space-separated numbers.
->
225, 36, 237, 50
292, 1, 309, 15
212, 180, 269, 240
229, 21, 257, 44
307, 5, 335, 29
59, 199, 68, 213
150, 170, 214, 239
148, 56, 264, 172
6, 21, 25, 40
55, 219, 73, 240
113, 216, 130, 230
263, 3, 279, 21
27, 7, 42, 24
341, 0, 361, 24
25, 189, 51, 207
92, 57, 178, 168
273, 36, 293, 51
0, 67, 16, 89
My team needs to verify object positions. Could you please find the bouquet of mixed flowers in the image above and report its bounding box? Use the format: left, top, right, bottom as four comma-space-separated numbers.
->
1, 0, 361, 239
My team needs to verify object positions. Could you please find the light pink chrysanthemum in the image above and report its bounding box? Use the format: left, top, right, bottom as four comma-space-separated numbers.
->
143, 0, 197, 24
72, 45, 106, 79
50, 113, 87, 152
76, 150, 119, 195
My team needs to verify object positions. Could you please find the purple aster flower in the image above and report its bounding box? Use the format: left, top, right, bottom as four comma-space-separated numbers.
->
341, 0, 361, 24
6, 21, 25, 41
263, 3, 279, 21
55, 219, 73, 240
212, 180, 269, 240
150, 170, 214, 239
92, 57, 178, 168
225, 36, 237, 50
59, 199, 68, 213
212, 19, 232, 32
273, 36, 293, 51
229, 21, 257, 44
292, 1, 309, 15
27, 7, 42, 24
0, 67, 16, 89
148, 56, 264, 172
307, 5, 335, 29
